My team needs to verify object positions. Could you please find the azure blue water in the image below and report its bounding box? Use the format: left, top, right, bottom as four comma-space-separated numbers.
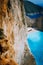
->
26, 0, 43, 7
27, 30, 43, 65
26, 13, 43, 19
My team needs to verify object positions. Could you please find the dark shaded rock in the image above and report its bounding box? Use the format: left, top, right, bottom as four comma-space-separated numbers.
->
21, 44, 36, 65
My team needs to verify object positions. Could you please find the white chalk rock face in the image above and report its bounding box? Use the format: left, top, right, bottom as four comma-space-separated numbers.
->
0, 0, 27, 65
0, 0, 36, 65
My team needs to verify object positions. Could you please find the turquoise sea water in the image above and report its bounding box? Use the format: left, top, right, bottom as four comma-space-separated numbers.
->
27, 30, 43, 65
25, 0, 43, 7
26, 13, 43, 19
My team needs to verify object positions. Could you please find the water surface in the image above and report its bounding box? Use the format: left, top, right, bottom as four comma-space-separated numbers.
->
27, 30, 43, 65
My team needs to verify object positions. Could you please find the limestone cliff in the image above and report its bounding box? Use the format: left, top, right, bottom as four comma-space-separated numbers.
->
0, 0, 36, 65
